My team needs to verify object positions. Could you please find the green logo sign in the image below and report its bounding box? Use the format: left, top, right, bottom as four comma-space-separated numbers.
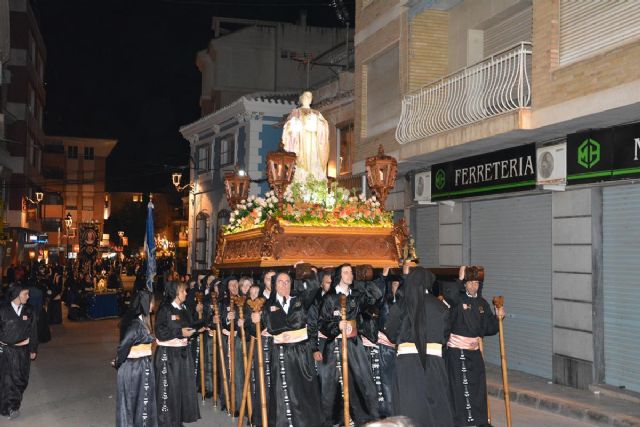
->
577, 138, 600, 169
435, 169, 446, 190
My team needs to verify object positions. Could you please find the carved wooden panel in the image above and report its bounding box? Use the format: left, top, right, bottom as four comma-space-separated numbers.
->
275, 235, 397, 260
223, 237, 263, 263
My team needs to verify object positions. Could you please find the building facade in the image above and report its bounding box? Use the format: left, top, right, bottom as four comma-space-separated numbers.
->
41, 136, 116, 263
1, 0, 46, 277
354, 0, 640, 392
197, 17, 352, 116
179, 94, 298, 272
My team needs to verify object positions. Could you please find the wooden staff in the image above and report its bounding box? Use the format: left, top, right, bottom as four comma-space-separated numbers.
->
212, 326, 218, 407
237, 337, 256, 427
247, 297, 267, 427
210, 292, 218, 407
478, 337, 491, 424
493, 296, 512, 427
212, 292, 231, 414
339, 294, 350, 427
195, 291, 206, 402
229, 297, 236, 415
234, 295, 253, 421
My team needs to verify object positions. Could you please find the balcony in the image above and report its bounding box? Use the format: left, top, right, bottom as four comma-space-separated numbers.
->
396, 42, 532, 145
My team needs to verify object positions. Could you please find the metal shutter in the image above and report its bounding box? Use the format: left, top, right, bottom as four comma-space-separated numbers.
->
484, 6, 533, 57
470, 194, 552, 378
603, 184, 640, 392
560, 0, 640, 65
415, 205, 439, 268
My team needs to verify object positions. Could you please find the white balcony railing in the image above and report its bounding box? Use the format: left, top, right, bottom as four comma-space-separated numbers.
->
396, 42, 532, 145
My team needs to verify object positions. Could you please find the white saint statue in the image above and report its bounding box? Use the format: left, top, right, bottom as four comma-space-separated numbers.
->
282, 91, 330, 183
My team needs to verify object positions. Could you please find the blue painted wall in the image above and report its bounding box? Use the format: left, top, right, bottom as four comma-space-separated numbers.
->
258, 119, 284, 194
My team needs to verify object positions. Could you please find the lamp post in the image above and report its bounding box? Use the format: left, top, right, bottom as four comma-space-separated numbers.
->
223, 169, 250, 209
266, 142, 297, 206
365, 145, 397, 209
64, 212, 73, 266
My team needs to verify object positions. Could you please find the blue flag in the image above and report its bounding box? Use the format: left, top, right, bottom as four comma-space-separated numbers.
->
145, 200, 156, 292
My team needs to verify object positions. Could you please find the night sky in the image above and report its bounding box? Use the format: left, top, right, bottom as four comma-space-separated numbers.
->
37, 0, 354, 193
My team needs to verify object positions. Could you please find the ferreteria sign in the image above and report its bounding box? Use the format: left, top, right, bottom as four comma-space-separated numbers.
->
431, 144, 536, 200
567, 122, 640, 184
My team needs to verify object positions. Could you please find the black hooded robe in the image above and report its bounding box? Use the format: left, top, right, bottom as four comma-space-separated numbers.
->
384, 269, 452, 427
260, 274, 324, 427
318, 278, 382, 426
115, 318, 157, 427
0, 295, 38, 416
47, 274, 63, 325
443, 280, 499, 427
154, 300, 201, 426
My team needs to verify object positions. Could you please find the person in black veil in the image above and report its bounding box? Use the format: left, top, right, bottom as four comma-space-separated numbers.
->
154, 280, 202, 426
384, 266, 452, 427
48, 270, 63, 325
362, 269, 400, 419
114, 289, 157, 427
0, 284, 38, 420
306, 269, 340, 425
200, 274, 218, 397
184, 277, 204, 393
249, 267, 323, 427
442, 266, 503, 427
318, 264, 382, 426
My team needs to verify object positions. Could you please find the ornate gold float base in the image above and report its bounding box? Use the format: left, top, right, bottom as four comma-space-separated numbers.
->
214, 219, 409, 269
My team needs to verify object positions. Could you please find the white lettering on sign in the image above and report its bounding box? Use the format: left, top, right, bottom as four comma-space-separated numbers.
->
452, 155, 534, 187
635, 137, 640, 161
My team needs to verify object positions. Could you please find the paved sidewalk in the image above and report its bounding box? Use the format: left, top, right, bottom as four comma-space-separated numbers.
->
486, 364, 640, 427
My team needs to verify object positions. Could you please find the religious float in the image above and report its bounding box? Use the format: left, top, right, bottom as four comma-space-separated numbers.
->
213, 91, 413, 271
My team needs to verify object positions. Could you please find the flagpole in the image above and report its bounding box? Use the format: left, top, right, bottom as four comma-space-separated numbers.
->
145, 194, 156, 293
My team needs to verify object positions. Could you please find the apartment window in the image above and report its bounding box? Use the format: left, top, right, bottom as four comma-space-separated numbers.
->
28, 86, 35, 115
220, 134, 235, 167
195, 211, 209, 268
84, 146, 94, 160
195, 144, 209, 175
67, 146, 78, 159
338, 122, 354, 176
29, 139, 36, 166
560, 1, 640, 65
42, 218, 62, 232
365, 45, 401, 137
30, 33, 36, 65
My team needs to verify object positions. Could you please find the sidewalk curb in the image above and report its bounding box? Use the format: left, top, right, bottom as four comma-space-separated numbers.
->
487, 381, 640, 427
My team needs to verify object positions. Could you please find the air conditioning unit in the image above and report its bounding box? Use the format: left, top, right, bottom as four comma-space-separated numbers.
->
414, 171, 432, 202
537, 142, 567, 188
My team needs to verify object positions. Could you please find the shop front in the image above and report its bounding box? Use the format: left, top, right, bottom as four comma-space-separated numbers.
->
566, 123, 640, 392
427, 144, 554, 379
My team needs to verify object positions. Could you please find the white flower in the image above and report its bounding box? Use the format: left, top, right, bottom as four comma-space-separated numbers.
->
268, 203, 273, 208
359, 194, 366, 201
233, 210, 239, 215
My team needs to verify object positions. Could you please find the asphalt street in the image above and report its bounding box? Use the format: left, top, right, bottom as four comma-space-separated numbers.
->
5, 316, 596, 427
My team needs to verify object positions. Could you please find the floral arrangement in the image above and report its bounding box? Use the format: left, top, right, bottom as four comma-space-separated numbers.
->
224, 177, 393, 234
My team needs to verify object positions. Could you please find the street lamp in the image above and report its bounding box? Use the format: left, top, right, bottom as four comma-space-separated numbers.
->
171, 172, 195, 192
223, 169, 250, 209
266, 142, 297, 205
24, 191, 44, 205
365, 145, 397, 209
64, 212, 73, 265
